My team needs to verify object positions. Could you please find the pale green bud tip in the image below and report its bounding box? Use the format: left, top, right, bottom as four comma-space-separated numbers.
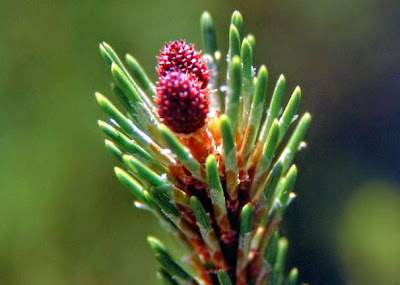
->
158, 123, 168, 133
105, 140, 119, 151
97, 120, 116, 135
230, 24, 239, 34
259, 65, 268, 76
232, 55, 241, 66
113, 166, 124, 176
122, 154, 134, 166
101, 41, 110, 48
201, 11, 212, 23
220, 114, 229, 122
278, 237, 288, 250
246, 34, 256, 47
205, 153, 216, 166
94, 92, 111, 109
125, 53, 135, 62
240, 203, 253, 235
111, 62, 120, 73
288, 164, 298, 175
231, 10, 243, 28
97, 120, 106, 128
99, 42, 104, 51
303, 112, 312, 122
94, 92, 104, 102
232, 10, 242, 20
99, 42, 110, 52
242, 38, 251, 50
147, 236, 167, 254
289, 267, 298, 276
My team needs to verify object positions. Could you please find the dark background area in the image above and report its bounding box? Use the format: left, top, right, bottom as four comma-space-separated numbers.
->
1, 0, 399, 284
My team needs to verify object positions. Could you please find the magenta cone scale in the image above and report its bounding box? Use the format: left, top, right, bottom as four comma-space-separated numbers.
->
157, 40, 211, 89
156, 70, 210, 134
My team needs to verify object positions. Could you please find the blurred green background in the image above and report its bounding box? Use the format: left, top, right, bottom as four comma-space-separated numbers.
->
1, 0, 399, 284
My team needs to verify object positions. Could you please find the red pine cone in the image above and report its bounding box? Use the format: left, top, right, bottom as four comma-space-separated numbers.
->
157, 40, 211, 89
156, 71, 210, 134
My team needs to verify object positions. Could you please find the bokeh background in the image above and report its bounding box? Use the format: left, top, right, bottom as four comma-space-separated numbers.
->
1, 0, 399, 284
